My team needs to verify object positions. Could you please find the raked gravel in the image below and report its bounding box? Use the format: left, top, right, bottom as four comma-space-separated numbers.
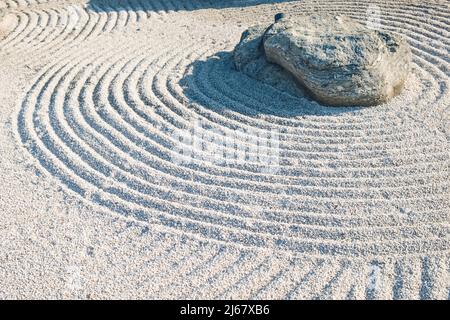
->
0, 0, 449, 299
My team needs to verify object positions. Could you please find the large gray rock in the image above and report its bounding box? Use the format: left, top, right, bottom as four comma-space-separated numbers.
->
233, 24, 307, 98
233, 14, 412, 106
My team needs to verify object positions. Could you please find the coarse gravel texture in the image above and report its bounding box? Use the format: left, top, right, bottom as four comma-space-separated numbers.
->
0, 0, 449, 299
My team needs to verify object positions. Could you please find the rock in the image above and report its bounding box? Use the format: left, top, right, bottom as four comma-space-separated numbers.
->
233, 25, 267, 71
233, 24, 307, 98
263, 14, 412, 106
274, 13, 286, 22
233, 14, 412, 106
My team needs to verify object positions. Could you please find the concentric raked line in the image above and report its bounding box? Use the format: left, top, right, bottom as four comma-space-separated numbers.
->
1, 0, 256, 52
9, 0, 450, 299
169, 46, 445, 160
63, 33, 446, 210
174, 52, 448, 189
17, 22, 449, 257
50, 38, 450, 220
140, 37, 446, 180
0, 5, 120, 65
0, 0, 185, 65
14, 15, 446, 212
14, 4, 450, 222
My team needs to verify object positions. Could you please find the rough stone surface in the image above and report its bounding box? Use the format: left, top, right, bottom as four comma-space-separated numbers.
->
234, 14, 412, 106
233, 24, 307, 98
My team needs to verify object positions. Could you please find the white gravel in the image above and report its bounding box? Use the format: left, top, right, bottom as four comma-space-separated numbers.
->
0, 0, 448, 299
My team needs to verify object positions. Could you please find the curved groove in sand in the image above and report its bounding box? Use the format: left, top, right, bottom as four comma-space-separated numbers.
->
14, 0, 450, 257
3, 0, 448, 299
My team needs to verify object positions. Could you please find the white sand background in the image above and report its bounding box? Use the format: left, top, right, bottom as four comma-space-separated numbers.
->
0, 0, 449, 299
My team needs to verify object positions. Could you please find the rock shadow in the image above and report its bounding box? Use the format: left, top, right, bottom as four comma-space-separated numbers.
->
179, 50, 367, 118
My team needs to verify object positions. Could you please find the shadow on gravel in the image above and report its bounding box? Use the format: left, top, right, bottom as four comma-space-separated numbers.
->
87, 0, 293, 13
180, 50, 365, 117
